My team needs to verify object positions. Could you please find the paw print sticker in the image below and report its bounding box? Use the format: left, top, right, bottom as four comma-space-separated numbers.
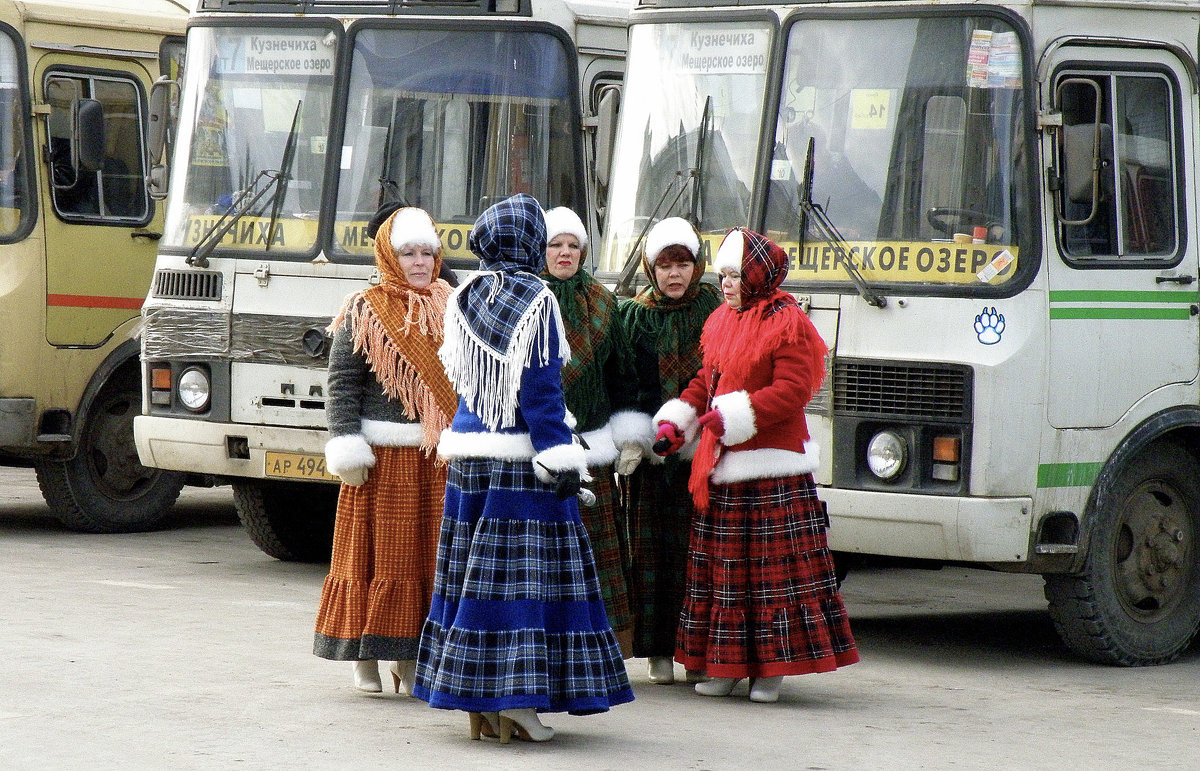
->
974, 306, 1005, 345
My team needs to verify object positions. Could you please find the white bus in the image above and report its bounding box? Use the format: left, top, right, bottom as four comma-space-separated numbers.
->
134, 0, 628, 561
598, 0, 1200, 665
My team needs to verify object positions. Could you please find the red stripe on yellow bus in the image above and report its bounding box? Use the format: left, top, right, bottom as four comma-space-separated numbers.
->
46, 293, 143, 310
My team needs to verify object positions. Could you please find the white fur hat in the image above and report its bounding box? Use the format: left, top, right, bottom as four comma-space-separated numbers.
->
543, 206, 587, 248
645, 217, 700, 265
389, 207, 440, 251
713, 228, 744, 274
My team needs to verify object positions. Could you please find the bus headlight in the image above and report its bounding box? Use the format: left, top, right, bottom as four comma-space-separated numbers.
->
866, 430, 907, 480
177, 367, 211, 412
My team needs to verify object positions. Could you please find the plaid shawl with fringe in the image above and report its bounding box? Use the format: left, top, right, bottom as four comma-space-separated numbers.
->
544, 269, 619, 432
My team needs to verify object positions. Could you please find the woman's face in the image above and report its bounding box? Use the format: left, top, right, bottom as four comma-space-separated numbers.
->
653, 253, 696, 299
719, 267, 742, 309
545, 234, 583, 280
397, 243, 436, 289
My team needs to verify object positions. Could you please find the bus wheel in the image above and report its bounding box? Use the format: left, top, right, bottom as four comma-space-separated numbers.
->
1044, 441, 1200, 665
35, 370, 185, 533
232, 480, 336, 562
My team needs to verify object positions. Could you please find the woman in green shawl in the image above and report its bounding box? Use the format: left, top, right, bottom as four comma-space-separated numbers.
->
613, 217, 721, 685
541, 206, 635, 656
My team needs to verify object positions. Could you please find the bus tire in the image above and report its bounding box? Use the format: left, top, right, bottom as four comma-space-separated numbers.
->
1044, 441, 1200, 665
232, 479, 336, 562
35, 370, 185, 533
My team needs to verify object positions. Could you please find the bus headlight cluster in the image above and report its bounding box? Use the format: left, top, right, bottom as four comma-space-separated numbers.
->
866, 430, 907, 480
177, 367, 211, 412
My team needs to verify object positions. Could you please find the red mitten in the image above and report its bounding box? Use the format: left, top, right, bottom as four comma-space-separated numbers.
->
653, 422, 684, 456
697, 409, 725, 437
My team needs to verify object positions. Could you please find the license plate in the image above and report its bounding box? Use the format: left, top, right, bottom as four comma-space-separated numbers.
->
264, 451, 338, 482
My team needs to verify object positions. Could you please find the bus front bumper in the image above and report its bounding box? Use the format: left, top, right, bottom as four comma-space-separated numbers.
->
820, 487, 1033, 564
134, 415, 334, 483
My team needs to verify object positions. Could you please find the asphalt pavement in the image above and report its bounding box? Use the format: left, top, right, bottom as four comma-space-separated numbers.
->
0, 467, 1197, 769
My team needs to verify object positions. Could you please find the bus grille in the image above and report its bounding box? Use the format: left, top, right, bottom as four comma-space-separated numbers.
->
152, 269, 222, 301
833, 360, 972, 421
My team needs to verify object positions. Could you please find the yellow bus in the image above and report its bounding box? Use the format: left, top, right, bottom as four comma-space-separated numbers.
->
0, 0, 187, 532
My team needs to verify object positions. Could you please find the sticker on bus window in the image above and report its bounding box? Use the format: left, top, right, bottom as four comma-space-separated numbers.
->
850, 90, 890, 130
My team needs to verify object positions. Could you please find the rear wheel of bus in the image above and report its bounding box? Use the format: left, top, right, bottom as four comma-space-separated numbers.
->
35, 368, 186, 533
1044, 441, 1200, 666
232, 480, 336, 562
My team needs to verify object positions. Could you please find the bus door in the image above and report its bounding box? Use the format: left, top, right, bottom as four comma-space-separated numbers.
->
37, 56, 159, 347
1043, 45, 1198, 428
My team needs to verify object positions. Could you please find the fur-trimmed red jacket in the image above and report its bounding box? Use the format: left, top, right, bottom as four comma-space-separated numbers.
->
654, 301, 826, 485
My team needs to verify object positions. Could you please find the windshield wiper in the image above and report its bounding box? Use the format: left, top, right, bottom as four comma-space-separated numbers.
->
614, 96, 713, 297
798, 136, 886, 308
187, 101, 302, 267
263, 101, 302, 252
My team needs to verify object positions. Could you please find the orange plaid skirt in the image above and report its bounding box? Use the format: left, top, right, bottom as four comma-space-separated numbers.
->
314, 446, 446, 661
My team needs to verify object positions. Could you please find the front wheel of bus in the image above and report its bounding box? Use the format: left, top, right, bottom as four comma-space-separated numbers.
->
35, 370, 185, 533
1044, 441, 1200, 665
232, 480, 336, 562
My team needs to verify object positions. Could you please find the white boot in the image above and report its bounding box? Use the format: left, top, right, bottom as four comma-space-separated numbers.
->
352, 659, 382, 692
498, 708, 554, 743
749, 676, 783, 703
388, 660, 417, 696
694, 677, 740, 697
647, 656, 675, 684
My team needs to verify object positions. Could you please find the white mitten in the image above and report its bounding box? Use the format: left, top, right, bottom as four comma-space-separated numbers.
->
616, 442, 643, 476
338, 465, 369, 487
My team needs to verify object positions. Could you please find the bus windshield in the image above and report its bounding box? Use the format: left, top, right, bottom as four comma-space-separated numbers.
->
600, 20, 773, 273
0, 33, 29, 237
764, 14, 1034, 291
162, 25, 336, 257
332, 26, 580, 261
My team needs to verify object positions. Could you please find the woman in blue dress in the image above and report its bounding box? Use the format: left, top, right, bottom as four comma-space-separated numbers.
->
412, 194, 633, 743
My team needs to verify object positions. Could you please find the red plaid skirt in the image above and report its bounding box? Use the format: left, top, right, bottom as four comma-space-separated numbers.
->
675, 474, 858, 678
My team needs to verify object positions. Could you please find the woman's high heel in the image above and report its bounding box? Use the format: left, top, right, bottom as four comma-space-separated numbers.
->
749, 676, 783, 703
497, 708, 554, 743
352, 659, 382, 693
468, 711, 501, 740
694, 676, 741, 697
389, 660, 417, 696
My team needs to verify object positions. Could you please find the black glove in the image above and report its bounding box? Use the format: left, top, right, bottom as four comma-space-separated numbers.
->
554, 469, 582, 500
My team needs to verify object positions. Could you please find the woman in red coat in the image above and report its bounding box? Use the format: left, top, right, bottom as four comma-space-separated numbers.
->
653, 227, 858, 703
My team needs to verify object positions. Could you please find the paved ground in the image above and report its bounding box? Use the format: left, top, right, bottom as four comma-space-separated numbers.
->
0, 466, 1197, 769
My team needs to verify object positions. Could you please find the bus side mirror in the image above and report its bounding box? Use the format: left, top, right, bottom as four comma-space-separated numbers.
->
593, 85, 620, 189
73, 98, 105, 173
146, 77, 178, 200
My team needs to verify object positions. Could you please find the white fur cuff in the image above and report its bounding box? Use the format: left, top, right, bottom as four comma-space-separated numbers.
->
713, 390, 756, 446
653, 399, 698, 433
609, 410, 655, 453
325, 433, 376, 477
581, 423, 619, 467
532, 442, 591, 483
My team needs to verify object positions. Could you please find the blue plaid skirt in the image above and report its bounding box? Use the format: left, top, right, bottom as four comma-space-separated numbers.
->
413, 457, 634, 715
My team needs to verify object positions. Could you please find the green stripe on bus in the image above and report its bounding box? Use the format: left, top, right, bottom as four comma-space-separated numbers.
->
1049, 289, 1198, 303
1037, 462, 1103, 488
1049, 307, 1192, 320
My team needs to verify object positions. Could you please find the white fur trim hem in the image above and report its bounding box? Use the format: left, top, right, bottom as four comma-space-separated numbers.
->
581, 423, 618, 467
532, 442, 590, 483
709, 443, 820, 485
713, 390, 756, 446
361, 419, 426, 448
437, 429, 535, 460
609, 410, 655, 454
324, 434, 376, 477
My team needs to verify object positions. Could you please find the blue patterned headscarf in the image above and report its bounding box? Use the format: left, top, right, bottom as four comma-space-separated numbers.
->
439, 194, 570, 430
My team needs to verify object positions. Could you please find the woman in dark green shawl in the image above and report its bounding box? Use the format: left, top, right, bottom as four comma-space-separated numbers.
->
542, 206, 635, 656
613, 217, 721, 685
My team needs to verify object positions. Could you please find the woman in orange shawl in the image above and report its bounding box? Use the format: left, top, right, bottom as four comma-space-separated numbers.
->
314, 207, 457, 695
